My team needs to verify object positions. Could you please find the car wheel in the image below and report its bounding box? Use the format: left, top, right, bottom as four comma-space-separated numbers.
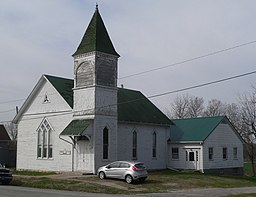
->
99, 171, 106, 180
125, 175, 133, 184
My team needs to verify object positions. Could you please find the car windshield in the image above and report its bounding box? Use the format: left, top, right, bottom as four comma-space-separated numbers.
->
135, 163, 146, 169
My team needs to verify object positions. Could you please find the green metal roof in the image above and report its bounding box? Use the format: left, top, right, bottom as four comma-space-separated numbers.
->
45, 75, 171, 126
60, 119, 91, 136
171, 116, 225, 142
118, 88, 172, 125
73, 7, 119, 57
45, 75, 73, 108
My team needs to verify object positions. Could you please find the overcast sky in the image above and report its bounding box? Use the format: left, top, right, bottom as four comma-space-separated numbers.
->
1, 0, 256, 122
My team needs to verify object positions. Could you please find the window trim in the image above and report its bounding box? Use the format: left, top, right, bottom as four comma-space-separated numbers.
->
233, 147, 238, 160
132, 131, 137, 160
37, 118, 53, 159
208, 147, 213, 161
152, 132, 157, 158
172, 147, 179, 160
103, 127, 109, 160
223, 147, 228, 160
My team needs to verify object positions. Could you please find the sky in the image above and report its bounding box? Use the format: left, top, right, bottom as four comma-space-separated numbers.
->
1, 0, 256, 122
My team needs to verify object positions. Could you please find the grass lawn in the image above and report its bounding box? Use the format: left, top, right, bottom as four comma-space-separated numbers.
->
11, 166, 256, 194
244, 162, 256, 176
13, 170, 57, 176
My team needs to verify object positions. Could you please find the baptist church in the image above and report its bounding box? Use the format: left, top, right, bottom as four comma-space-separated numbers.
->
13, 6, 244, 175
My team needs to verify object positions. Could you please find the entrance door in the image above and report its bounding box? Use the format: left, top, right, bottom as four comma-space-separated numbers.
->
185, 149, 200, 170
77, 140, 91, 171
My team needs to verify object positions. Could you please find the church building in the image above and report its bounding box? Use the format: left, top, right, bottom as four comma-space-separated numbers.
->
13, 6, 171, 174
13, 6, 244, 175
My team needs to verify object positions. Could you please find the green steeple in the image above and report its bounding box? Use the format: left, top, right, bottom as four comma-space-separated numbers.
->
73, 6, 120, 57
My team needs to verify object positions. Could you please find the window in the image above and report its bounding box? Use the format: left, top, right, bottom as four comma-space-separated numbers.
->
172, 148, 179, 159
76, 62, 93, 87
37, 119, 53, 159
152, 132, 157, 158
103, 127, 109, 160
189, 152, 195, 161
132, 131, 137, 159
120, 162, 130, 168
233, 147, 238, 160
223, 147, 228, 160
108, 162, 120, 168
209, 147, 213, 160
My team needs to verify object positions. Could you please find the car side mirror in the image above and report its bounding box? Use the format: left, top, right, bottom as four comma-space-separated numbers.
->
106, 165, 111, 169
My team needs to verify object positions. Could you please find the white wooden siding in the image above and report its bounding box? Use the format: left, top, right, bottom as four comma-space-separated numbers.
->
117, 123, 169, 170
203, 123, 243, 169
93, 115, 118, 174
168, 144, 203, 170
16, 80, 73, 171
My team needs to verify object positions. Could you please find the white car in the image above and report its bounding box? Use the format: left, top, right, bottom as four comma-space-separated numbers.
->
97, 161, 148, 184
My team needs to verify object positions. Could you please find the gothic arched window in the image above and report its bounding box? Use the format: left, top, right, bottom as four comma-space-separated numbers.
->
37, 118, 53, 159
152, 132, 157, 158
132, 131, 137, 159
76, 62, 93, 87
103, 127, 109, 160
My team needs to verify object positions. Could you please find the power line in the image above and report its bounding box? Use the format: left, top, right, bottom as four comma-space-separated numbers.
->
118, 40, 256, 80
1, 40, 256, 105
15, 69, 256, 123
0, 98, 25, 105
0, 109, 15, 114
0, 120, 12, 124
0, 92, 65, 105
147, 70, 256, 99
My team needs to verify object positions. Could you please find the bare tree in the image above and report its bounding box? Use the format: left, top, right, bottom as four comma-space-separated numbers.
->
170, 94, 204, 119
225, 103, 241, 131
4, 122, 17, 140
238, 89, 256, 176
187, 95, 204, 118
170, 94, 189, 119
204, 99, 226, 117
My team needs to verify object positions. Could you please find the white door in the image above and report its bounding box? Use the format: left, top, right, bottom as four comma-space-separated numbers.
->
185, 149, 200, 170
77, 140, 91, 171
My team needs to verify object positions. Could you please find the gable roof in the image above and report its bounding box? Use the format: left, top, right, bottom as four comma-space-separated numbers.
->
73, 6, 119, 57
13, 75, 73, 124
45, 75, 171, 126
171, 116, 225, 142
0, 125, 11, 141
44, 75, 73, 108
118, 88, 172, 125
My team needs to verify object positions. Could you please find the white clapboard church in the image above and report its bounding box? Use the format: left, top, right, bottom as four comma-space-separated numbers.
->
13, 6, 244, 175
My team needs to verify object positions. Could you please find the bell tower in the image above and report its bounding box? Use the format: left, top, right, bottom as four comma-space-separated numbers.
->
72, 5, 119, 117
72, 5, 120, 172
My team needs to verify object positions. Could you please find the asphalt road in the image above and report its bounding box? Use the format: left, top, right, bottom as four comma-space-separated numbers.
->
1, 186, 256, 197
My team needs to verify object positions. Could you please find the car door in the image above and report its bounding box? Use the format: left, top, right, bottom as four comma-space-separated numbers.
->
119, 162, 131, 179
105, 162, 120, 178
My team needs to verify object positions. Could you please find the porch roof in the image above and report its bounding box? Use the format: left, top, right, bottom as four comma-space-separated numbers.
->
60, 119, 92, 136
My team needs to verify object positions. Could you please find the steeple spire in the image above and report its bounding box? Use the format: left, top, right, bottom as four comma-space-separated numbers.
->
73, 6, 119, 57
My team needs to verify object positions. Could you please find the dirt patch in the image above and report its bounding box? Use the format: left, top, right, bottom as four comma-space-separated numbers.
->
77, 178, 146, 191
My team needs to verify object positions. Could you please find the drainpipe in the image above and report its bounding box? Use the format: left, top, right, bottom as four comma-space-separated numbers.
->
59, 135, 75, 172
